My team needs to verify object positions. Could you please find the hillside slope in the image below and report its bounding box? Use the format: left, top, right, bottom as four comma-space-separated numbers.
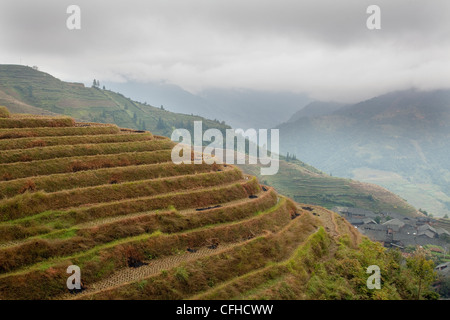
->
0, 65, 419, 218
238, 157, 418, 217
0, 109, 432, 300
105, 81, 310, 130
278, 89, 450, 217
286, 101, 346, 123
0, 65, 229, 137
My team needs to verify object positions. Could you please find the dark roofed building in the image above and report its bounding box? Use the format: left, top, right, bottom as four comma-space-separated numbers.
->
418, 224, 437, 234
435, 262, 450, 277
361, 229, 392, 243
333, 207, 377, 219
383, 219, 405, 232
348, 218, 365, 225
435, 227, 450, 237
360, 224, 387, 232
417, 217, 432, 224
362, 218, 377, 225
418, 230, 436, 239
335, 206, 449, 251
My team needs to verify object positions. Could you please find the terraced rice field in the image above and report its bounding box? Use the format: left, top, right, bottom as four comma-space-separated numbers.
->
434, 218, 450, 233
0, 111, 358, 300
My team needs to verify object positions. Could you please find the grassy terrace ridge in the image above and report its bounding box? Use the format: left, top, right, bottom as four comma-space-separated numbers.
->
0, 132, 154, 150
0, 186, 276, 245
0, 178, 261, 244
0, 125, 120, 139
80, 207, 318, 300
0, 139, 174, 164
0, 187, 277, 247
0, 149, 174, 180
0, 168, 243, 221
0, 194, 289, 298
0, 191, 284, 276
0, 162, 216, 197
0, 108, 438, 300
0, 116, 75, 128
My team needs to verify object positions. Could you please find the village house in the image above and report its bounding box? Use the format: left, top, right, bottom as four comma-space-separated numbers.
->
332, 206, 450, 250
435, 262, 450, 277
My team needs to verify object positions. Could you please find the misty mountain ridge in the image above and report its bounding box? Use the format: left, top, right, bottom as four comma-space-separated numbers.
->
286, 101, 347, 123
105, 81, 310, 130
278, 88, 450, 217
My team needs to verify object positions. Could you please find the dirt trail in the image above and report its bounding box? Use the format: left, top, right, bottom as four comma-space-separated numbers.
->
296, 204, 340, 238
298, 204, 362, 249
61, 242, 240, 300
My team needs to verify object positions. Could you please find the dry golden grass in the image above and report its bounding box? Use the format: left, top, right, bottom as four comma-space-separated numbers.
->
0, 109, 394, 301
0, 162, 217, 197
0, 107, 10, 118
0, 192, 284, 299
0, 168, 243, 221
0, 133, 153, 151
0, 117, 75, 128
0, 178, 260, 244
0, 140, 174, 164
0, 190, 277, 275
0, 150, 173, 180
0, 126, 120, 140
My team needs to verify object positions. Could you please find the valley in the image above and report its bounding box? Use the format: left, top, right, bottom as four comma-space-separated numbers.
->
277, 89, 450, 217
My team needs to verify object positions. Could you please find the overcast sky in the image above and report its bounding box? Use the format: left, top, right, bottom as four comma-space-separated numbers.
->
0, 0, 449, 102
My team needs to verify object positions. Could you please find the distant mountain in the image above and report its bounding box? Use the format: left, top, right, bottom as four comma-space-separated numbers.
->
277, 89, 450, 217
103, 81, 216, 121
105, 81, 310, 130
199, 88, 310, 129
0, 65, 230, 137
286, 101, 346, 123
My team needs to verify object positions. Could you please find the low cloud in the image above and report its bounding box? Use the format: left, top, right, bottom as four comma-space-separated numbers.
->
0, 0, 449, 102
